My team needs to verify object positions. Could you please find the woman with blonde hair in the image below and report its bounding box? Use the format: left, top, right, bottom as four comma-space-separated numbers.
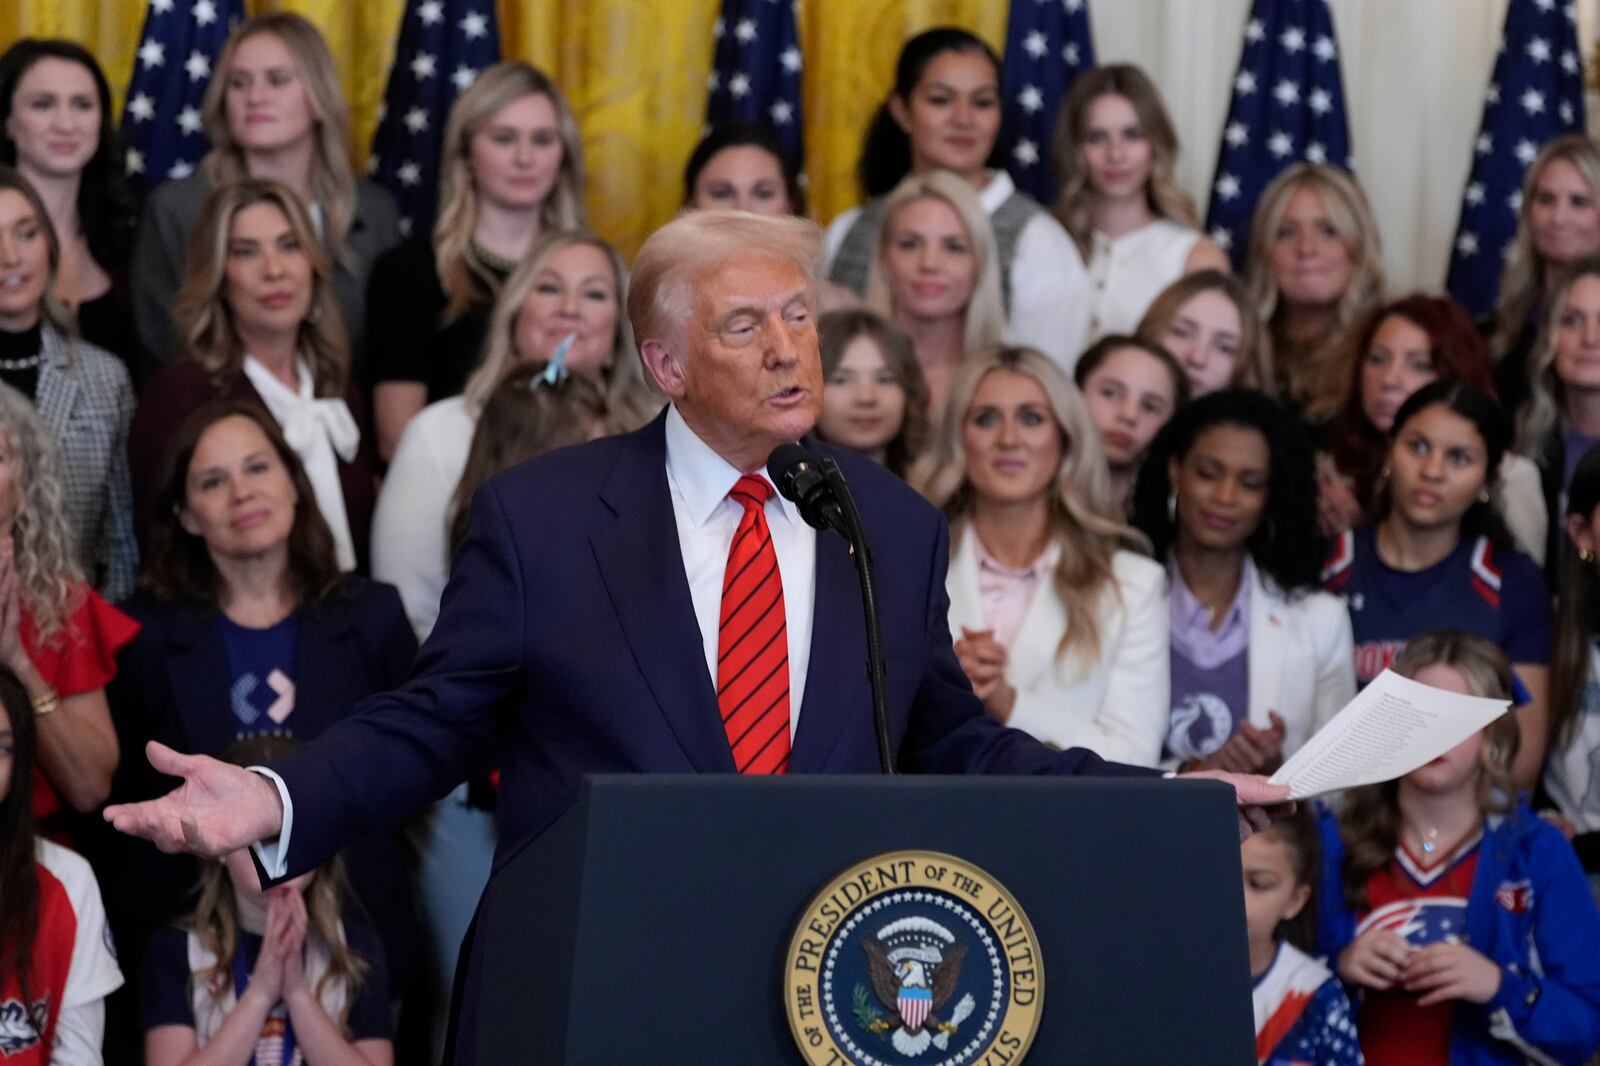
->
0, 382, 136, 825
865, 169, 1006, 420
910, 345, 1168, 766
131, 12, 400, 376
1136, 268, 1271, 397
368, 61, 587, 459
1492, 134, 1600, 420
1051, 63, 1229, 340
1245, 163, 1385, 423
825, 27, 1090, 368
130, 178, 379, 573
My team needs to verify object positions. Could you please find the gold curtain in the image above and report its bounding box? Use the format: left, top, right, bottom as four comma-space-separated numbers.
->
2, 0, 1005, 257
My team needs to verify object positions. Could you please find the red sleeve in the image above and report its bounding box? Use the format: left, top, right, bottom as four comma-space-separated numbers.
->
22, 588, 142, 698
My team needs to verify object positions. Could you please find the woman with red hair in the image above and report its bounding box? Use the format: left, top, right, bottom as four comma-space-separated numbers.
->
1317, 294, 1546, 562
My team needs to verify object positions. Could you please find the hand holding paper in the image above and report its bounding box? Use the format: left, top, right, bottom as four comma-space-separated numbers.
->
1268, 669, 1511, 800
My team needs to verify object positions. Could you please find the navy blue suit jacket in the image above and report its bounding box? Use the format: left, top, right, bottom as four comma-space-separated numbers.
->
265, 413, 1154, 879
96, 578, 422, 986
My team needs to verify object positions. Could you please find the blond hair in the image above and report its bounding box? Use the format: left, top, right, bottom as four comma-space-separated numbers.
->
1050, 63, 1197, 259
0, 385, 83, 642
1135, 269, 1273, 392
433, 62, 587, 324
1245, 164, 1384, 420
199, 13, 357, 267
627, 208, 823, 351
173, 178, 349, 396
1493, 135, 1600, 362
910, 345, 1149, 666
1516, 257, 1600, 453
866, 170, 1006, 362
465, 230, 657, 431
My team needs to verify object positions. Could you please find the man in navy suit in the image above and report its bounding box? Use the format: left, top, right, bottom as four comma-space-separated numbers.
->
105, 210, 1286, 879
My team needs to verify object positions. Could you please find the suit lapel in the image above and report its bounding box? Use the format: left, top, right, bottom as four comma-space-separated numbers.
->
1246, 565, 1285, 730
589, 417, 733, 771
292, 601, 354, 737
35, 326, 81, 433
789, 529, 862, 772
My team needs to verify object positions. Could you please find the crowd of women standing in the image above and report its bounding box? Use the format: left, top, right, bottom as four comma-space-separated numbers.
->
4, 14, 1600, 1066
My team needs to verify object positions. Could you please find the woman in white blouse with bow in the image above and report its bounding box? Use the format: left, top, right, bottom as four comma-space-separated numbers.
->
130, 178, 378, 570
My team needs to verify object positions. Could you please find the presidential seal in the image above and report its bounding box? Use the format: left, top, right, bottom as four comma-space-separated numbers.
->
784, 850, 1044, 1065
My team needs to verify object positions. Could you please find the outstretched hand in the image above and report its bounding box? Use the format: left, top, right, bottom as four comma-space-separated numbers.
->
1177, 769, 1295, 841
103, 741, 285, 857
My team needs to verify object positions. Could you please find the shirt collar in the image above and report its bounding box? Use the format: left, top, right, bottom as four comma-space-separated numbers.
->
663, 404, 804, 530
1169, 557, 1253, 630
972, 529, 1059, 578
978, 168, 1014, 213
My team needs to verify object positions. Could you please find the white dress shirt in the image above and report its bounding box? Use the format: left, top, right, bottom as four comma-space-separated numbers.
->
823, 169, 1093, 370
254, 405, 818, 877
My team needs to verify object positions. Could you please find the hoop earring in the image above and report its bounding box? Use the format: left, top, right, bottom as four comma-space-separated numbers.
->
305, 302, 323, 325
1166, 490, 1177, 522
1582, 548, 1595, 563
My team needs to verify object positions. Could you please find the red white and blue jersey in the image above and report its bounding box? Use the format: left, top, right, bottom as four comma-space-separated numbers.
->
1322, 528, 1550, 688
1355, 832, 1482, 1066
1253, 941, 1362, 1066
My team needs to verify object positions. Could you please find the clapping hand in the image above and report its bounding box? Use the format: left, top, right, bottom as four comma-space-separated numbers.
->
103, 741, 286, 857
954, 628, 1017, 721
1190, 713, 1286, 775
1404, 941, 1502, 1006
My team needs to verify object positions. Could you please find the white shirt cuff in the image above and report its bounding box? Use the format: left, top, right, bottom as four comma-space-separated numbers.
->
247, 766, 294, 881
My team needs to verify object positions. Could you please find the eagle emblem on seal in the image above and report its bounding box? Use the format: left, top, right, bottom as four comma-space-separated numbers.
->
858, 917, 977, 1056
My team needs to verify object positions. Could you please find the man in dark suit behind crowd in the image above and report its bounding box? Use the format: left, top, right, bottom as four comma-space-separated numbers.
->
105, 209, 1286, 886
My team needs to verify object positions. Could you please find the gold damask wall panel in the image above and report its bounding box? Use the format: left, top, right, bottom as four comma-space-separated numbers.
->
1, 0, 1004, 256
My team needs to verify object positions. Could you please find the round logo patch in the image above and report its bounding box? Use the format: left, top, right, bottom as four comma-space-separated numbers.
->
784, 850, 1044, 1065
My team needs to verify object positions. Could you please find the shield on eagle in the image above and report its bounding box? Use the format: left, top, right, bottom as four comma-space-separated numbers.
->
898, 986, 933, 1030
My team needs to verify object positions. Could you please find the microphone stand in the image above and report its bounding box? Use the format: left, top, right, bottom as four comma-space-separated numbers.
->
818, 457, 896, 775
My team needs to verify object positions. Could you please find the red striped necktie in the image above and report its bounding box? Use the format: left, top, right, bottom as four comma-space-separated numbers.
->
717, 475, 791, 774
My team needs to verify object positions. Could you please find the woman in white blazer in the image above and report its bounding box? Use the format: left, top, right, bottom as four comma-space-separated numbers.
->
911, 344, 1169, 767
1131, 389, 1355, 773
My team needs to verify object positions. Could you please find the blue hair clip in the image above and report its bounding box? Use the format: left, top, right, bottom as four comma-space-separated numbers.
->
536, 333, 575, 390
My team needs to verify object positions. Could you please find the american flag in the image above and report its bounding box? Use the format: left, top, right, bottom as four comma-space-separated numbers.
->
369, 0, 501, 239
705, 0, 804, 165
119, 0, 242, 195
1204, 0, 1351, 266
1445, 0, 1586, 318
1000, 0, 1096, 204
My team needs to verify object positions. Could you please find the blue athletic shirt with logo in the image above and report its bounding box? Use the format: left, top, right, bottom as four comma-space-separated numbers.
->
1322, 527, 1550, 687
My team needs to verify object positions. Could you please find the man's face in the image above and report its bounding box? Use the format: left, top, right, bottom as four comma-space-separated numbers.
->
674, 255, 822, 470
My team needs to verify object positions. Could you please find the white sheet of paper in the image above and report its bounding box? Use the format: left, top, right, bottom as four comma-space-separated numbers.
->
1268, 668, 1511, 800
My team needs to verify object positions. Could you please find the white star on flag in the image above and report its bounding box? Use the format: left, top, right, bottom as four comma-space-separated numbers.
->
1562, 50, 1580, 73
1235, 71, 1257, 95
176, 106, 202, 135
1063, 42, 1080, 65
1215, 173, 1241, 201
1023, 31, 1046, 58
398, 217, 413, 238
1313, 35, 1337, 61
1477, 132, 1494, 154
168, 160, 193, 179
1509, 190, 1524, 213
1309, 88, 1331, 115
1268, 131, 1293, 158
403, 106, 428, 133
460, 12, 488, 40
1224, 121, 1249, 148
417, 0, 443, 25
735, 18, 757, 42
1211, 227, 1233, 251
707, 70, 721, 91
452, 66, 477, 91
769, 100, 793, 124
1533, 0, 1554, 9
193, 0, 217, 25
729, 73, 750, 98
1013, 139, 1039, 166
411, 52, 436, 80
1280, 26, 1306, 53
1064, 0, 1084, 11
1516, 139, 1538, 164
1527, 37, 1551, 63
1561, 100, 1576, 123
1272, 79, 1300, 106
397, 161, 421, 186
1466, 182, 1485, 205
780, 47, 801, 73
1457, 232, 1479, 255
1306, 142, 1327, 164
1521, 88, 1546, 114
1018, 85, 1043, 114
126, 93, 155, 123
138, 41, 165, 69
1487, 82, 1500, 104
184, 51, 210, 81
125, 148, 145, 174
150, 0, 174, 12
1245, 19, 1264, 43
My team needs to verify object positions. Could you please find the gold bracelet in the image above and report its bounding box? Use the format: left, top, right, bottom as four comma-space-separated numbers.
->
31, 687, 59, 719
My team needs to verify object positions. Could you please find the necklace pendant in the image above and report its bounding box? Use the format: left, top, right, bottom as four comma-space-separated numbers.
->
1422, 840, 1436, 854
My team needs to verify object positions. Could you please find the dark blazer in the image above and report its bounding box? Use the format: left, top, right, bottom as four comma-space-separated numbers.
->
129, 172, 401, 379
263, 412, 1156, 882
95, 577, 422, 990
127, 359, 379, 570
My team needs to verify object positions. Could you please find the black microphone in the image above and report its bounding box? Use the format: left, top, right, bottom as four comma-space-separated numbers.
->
767, 443, 848, 538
